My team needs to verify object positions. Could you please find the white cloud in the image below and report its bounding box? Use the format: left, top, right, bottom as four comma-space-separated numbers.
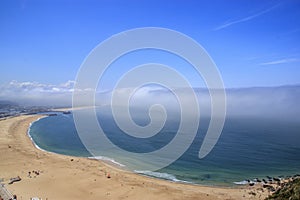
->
259, 58, 299, 66
0, 80, 75, 106
60, 80, 75, 88
4, 80, 75, 93
214, 4, 279, 31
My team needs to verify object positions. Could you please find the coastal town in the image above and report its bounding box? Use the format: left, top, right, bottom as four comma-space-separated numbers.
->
0, 101, 67, 120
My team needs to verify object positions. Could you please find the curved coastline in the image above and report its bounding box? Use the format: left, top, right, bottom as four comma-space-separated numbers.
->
27, 115, 48, 153
28, 114, 300, 189
27, 115, 128, 167
27, 114, 299, 188
0, 114, 270, 199
28, 114, 293, 188
27, 116, 192, 184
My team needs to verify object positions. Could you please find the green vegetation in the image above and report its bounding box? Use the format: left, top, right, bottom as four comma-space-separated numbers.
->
266, 178, 300, 200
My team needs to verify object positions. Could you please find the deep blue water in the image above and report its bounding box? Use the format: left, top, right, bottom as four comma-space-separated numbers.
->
29, 112, 300, 186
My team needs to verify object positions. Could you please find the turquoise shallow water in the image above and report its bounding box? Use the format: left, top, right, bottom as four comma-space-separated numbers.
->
29, 112, 300, 186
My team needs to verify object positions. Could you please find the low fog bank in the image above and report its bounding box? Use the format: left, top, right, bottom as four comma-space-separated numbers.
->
1, 80, 299, 120
95, 85, 300, 121
226, 85, 300, 119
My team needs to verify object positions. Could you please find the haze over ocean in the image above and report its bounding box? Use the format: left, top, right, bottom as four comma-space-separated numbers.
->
28, 85, 300, 186
29, 108, 300, 186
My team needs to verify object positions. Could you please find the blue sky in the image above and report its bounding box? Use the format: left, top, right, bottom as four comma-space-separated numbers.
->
1, 0, 300, 89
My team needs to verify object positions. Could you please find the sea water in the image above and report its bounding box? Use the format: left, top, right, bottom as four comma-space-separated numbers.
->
29, 111, 300, 186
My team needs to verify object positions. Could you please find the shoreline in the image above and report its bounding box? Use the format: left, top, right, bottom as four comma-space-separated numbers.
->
26, 113, 239, 187
27, 115, 207, 187
40, 109, 297, 187
27, 115, 129, 171
0, 115, 269, 200
26, 116, 49, 154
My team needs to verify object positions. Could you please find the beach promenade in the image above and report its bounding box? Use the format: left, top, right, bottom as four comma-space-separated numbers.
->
0, 184, 14, 200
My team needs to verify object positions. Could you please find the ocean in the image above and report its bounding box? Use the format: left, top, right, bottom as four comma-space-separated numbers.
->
29, 111, 300, 186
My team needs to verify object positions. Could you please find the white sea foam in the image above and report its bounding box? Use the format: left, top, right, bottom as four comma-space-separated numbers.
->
134, 170, 191, 183
233, 180, 249, 185
89, 156, 126, 167
233, 180, 258, 185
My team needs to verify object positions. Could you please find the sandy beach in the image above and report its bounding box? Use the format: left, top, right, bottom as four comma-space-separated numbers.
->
0, 115, 269, 200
